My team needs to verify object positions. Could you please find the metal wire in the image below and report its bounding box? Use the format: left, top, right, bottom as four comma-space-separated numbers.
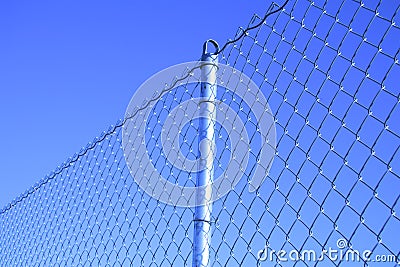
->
1, 0, 399, 266
217, 0, 290, 55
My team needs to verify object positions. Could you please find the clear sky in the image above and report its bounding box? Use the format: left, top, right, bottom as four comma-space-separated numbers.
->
0, 0, 275, 208
1, 0, 399, 265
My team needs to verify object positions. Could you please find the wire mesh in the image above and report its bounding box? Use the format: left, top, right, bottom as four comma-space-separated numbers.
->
1, 0, 399, 266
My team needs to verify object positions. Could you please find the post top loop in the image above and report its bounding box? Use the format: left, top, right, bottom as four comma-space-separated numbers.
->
202, 39, 219, 55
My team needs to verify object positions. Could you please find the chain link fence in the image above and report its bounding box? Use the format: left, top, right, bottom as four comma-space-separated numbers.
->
1, 0, 399, 266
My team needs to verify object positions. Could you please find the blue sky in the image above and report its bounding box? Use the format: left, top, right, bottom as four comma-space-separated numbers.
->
0, 1, 274, 208
0, 0, 399, 265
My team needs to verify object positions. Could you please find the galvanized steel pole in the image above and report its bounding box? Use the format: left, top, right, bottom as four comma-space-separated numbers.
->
192, 40, 218, 267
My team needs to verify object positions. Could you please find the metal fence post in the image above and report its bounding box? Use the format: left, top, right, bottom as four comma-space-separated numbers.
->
192, 40, 219, 267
